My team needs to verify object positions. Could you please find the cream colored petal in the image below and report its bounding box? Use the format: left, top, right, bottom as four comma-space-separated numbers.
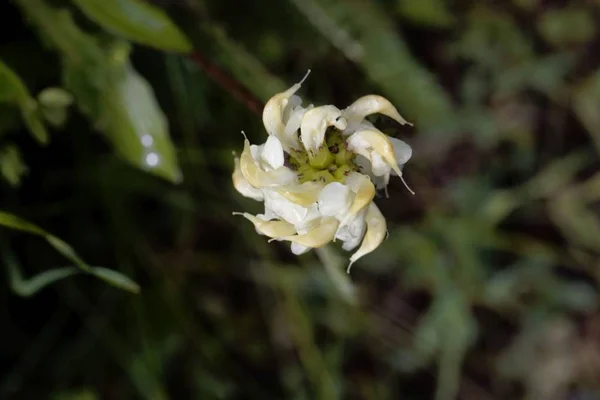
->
275, 181, 325, 207
343, 95, 411, 126
270, 217, 339, 248
233, 212, 297, 238
347, 203, 387, 273
262, 71, 310, 148
240, 135, 296, 187
300, 105, 347, 154
336, 173, 375, 236
232, 155, 264, 201
347, 129, 402, 177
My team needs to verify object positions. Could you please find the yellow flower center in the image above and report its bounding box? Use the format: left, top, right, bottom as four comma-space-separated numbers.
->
285, 129, 358, 184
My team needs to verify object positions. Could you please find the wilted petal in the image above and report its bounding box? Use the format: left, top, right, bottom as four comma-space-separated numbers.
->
342, 95, 411, 128
317, 182, 353, 217
261, 135, 285, 169
347, 203, 387, 273
232, 155, 264, 201
270, 217, 339, 248
263, 71, 310, 149
300, 105, 347, 154
275, 181, 325, 207
240, 135, 296, 187
233, 212, 297, 239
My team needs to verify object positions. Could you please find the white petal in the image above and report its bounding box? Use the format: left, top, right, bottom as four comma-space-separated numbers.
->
282, 95, 302, 122
240, 135, 296, 187
291, 242, 311, 255
261, 135, 284, 169
389, 136, 412, 166
317, 182, 353, 217
370, 152, 390, 177
300, 105, 347, 154
263, 190, 320, 229
250, 144, 263, 162
284, 104, 312, 137
337, 209, 367, 251
345, 132, 371, 158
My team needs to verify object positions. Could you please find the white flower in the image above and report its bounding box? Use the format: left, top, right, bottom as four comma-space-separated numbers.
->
232, 71, 413, 272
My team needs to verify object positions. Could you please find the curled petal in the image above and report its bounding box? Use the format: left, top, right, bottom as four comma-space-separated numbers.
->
262, 71, 310, 148
336, 173, 375, 237
300, 105, 347, 154
343, 95, 411, 128
233, 212, 297, 238
275, 181, 325, 207
347, 203, 387, 273
240, 135, 296, 187
232, 154, 264, 201
347, 129, 402, 176
270, 217, 339, 248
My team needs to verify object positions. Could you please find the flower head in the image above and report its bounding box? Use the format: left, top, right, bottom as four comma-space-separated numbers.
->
233, 71, 413, 272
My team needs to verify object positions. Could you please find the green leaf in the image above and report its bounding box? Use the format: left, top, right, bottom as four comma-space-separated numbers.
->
15, 0, 182, 183
538, 8, 596, 47
0, 145, 28, 186
71, 0, 192, 53
38, 87, 73, 127
397, 0, 455, 28
7, 254, 79, 297
0, 211, 139, 293
88, 266, 140, 294
0, 60, 49, 144
100, 45, 182, 183
573, 70, 600, 156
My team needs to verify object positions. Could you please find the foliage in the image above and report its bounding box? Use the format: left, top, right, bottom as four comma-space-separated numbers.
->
1, 0, 599, 399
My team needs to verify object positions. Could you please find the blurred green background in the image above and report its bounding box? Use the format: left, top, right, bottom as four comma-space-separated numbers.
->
1, 0, 600, 399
